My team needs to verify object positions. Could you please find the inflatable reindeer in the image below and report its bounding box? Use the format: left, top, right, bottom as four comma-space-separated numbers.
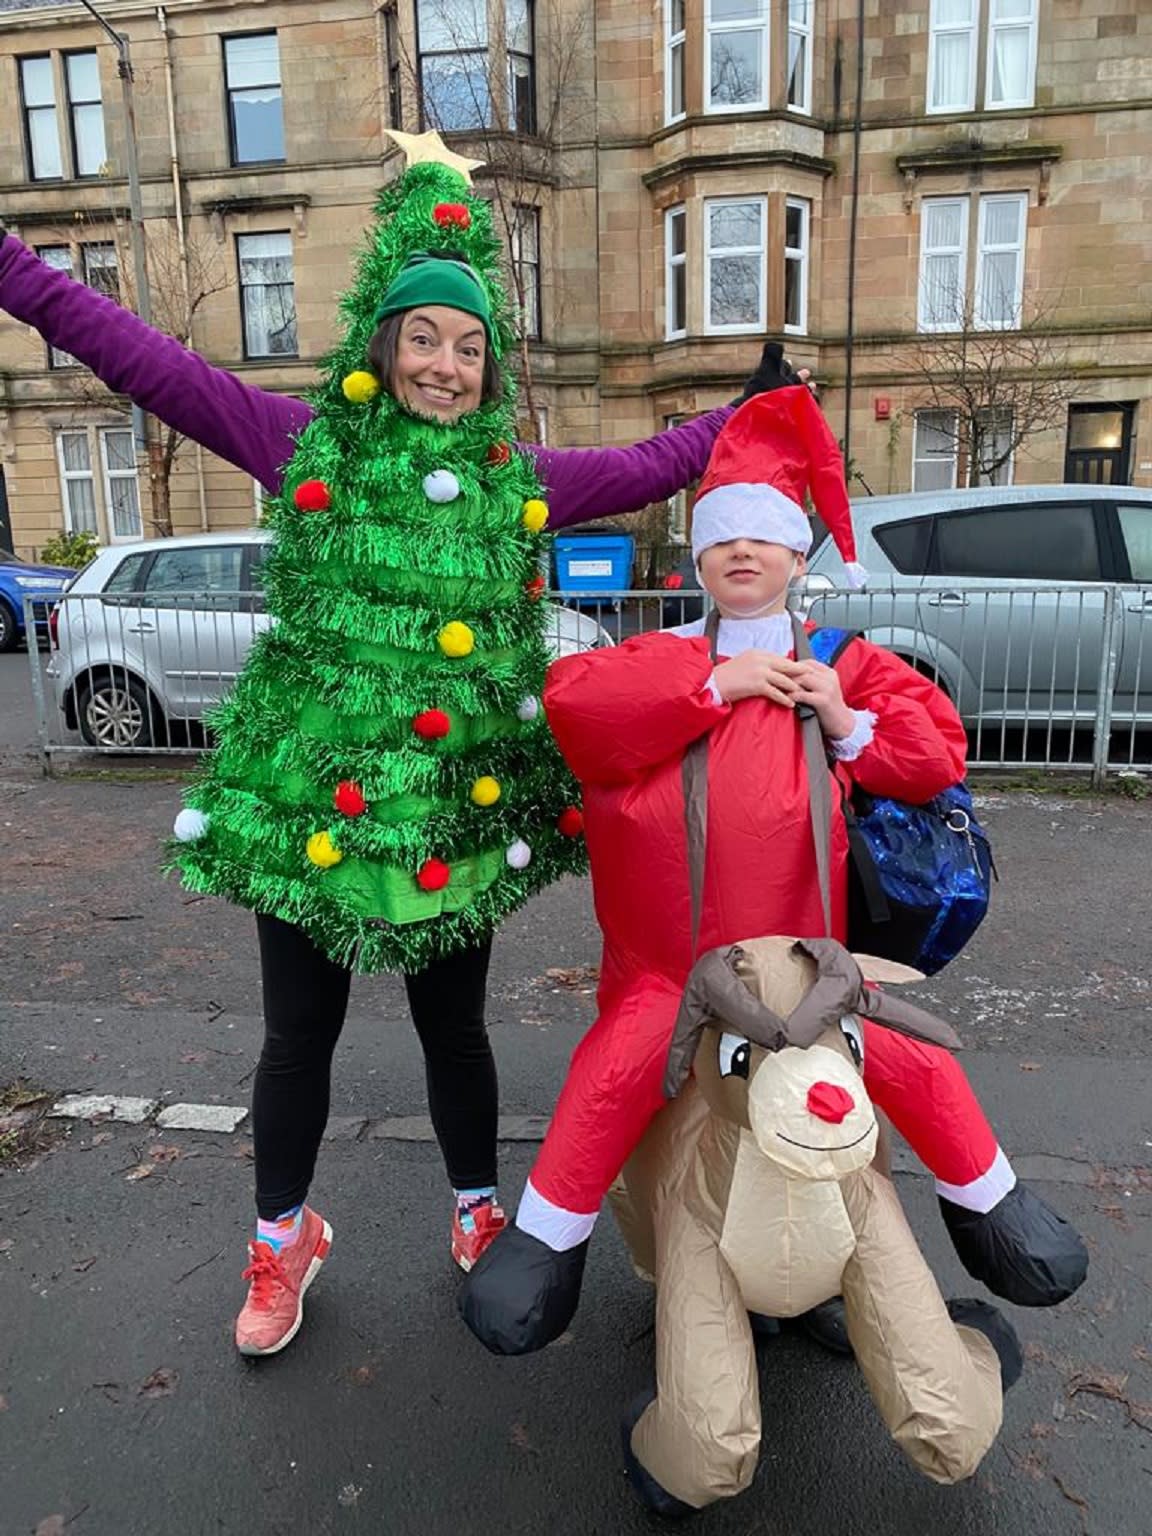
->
611, 937, 1024, 1517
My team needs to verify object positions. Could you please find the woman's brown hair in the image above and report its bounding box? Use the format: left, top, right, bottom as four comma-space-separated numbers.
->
367, 311, 503, 406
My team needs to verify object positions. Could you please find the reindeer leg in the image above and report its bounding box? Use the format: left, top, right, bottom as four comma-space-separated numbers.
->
839, 1170, 1017, 1484
626, 1197, 760, 1513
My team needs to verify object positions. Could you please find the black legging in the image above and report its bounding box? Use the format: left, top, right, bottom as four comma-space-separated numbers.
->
252, 913, 497, 1220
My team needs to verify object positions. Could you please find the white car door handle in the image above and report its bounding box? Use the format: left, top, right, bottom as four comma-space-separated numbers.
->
1126, 597, 1152, 613
925, 593, 970, 608
125, 621, 157, 633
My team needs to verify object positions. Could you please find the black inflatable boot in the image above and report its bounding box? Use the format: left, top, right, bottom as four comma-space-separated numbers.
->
620, 1389, 697, 1520
799, 1296, 854, 1357
940, 1183, 1088, 1307
458, 1224, 588, 1355
946, 1298, 1024, 1391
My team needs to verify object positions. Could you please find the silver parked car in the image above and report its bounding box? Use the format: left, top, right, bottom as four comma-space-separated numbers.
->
48, 532, 614, 749
802, 484, 1152, 729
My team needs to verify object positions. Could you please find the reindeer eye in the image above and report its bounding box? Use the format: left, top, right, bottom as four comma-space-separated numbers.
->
718, 1031, 752, 1079
840, 1016, 864, 1068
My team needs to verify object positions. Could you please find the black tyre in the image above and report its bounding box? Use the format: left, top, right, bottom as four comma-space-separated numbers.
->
0, 600, 18, 653
76, 673, 160, 749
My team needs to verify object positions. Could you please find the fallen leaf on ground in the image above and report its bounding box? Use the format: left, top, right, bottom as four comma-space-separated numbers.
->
34, 1518, 66, 1536
0, 1238, 14, 1254
146, 1145, 181, 1163
138, 1368, 178, 1398
0, 1392, 8, 1411
125, 1164, 155, 1182
72, 1257, 96, 1273
543, 965, 599, 992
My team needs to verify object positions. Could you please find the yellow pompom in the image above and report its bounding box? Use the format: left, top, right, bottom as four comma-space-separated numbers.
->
522, 498, 549, 533
470, 776, 501, 807
342, 370, 380, 404
306, 830, 343, 868
438, 621, 475, 657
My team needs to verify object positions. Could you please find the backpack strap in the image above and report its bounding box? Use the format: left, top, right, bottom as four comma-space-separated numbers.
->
792, 617, 834, 939
807, 625, 860, 669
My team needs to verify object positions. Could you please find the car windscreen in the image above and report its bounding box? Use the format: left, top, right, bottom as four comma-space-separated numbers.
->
0, 549, 23, 565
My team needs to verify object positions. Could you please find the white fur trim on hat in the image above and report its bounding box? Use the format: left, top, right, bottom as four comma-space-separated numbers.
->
691, 483, 812, 563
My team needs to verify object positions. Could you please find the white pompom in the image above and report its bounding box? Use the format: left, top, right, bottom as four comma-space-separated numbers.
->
173, 807, 210, 842
844, 561, 869, 590
422, 469, 461, 503
506, 839, 532, 870
516, 695, 540, 722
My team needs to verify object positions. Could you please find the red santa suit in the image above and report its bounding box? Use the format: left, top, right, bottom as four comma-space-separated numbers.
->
459, 386, 1085, 1359
517, 612, 1010, 1250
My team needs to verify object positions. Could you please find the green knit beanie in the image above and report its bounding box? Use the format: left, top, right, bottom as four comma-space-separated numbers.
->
374, 252, 499, 357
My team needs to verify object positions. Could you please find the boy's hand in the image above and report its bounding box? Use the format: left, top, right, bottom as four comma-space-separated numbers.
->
713, 650, 804, 707
789, 659, 856, 739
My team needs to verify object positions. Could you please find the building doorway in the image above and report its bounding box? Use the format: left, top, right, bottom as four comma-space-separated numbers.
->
1065, 402, 1135, 485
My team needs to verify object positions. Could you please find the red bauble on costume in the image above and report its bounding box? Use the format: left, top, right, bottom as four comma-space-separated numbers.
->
333, 780, 368, 817
557, 806, 584, 838
433, 202, 471, 229
412, 709, 452, 740
525, 575, 546, 601
293, 479, 331, 512
417, 858, 451, 892
487, 441, 511, 466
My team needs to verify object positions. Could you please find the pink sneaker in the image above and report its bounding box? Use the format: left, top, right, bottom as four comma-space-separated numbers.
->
235, 1206, 332, 1357
451, 1199, 507, 1272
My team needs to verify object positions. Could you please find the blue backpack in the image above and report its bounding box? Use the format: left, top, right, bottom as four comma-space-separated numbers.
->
806, 626, 995, 976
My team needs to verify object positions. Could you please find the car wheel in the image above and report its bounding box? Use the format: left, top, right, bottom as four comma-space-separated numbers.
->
0, 601, 17, 653
77, 674, 159, 749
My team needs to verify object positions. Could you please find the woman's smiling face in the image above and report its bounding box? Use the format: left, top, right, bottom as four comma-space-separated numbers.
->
390, 305, 487, 423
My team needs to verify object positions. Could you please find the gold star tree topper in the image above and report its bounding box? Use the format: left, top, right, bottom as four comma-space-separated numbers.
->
383, 129, 486, 186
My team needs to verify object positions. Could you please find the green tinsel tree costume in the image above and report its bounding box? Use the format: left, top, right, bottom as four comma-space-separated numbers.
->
171, 160, 586, 973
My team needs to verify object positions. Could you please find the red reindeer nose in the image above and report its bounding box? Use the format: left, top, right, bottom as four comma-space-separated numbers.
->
807, 1082, 855, 1124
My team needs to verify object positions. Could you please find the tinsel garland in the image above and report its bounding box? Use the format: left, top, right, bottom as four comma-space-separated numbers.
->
169, 160, 588, 973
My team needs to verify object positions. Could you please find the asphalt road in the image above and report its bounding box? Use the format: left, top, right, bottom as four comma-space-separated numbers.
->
2, 662, 1152, 1536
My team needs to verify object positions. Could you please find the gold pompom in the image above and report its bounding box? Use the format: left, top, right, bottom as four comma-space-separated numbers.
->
470, 776, 501, 807
438, 621, 475, 658
522, 499, 549, 533
342, 370, 380, 404
306, 830, 343, 868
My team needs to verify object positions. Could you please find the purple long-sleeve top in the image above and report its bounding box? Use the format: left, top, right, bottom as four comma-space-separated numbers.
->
0, 233, 732, 526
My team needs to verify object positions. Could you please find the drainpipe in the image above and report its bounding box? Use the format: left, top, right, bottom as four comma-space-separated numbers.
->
841, 0, 865, 467
157, 5, 209, 532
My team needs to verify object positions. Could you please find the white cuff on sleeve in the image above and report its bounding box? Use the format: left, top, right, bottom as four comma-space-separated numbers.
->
515, 1178, 599, 1251
704, 672, 724, 706
829, 708, 877, 762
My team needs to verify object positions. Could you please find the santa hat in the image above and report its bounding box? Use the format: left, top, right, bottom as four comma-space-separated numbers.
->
690, 387, 867, 589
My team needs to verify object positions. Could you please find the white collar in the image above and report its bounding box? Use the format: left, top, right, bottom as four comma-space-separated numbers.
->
667, 611, 795, 657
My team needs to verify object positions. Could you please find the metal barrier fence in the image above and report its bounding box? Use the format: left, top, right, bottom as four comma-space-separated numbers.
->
24, 584, 1152, 782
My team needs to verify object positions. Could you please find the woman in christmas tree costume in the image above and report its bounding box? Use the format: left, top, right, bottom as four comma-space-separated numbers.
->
0, 135, 794, 1357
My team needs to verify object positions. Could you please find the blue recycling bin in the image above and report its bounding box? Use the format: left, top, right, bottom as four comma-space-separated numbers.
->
553, 531, 635, 603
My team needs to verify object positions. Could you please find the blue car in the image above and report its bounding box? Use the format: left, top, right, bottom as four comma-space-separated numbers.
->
0, 547, 74, 652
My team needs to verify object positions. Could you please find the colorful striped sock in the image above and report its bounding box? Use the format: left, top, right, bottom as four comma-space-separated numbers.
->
454, 1186, 497, 1233
256, 1204, 304, 1253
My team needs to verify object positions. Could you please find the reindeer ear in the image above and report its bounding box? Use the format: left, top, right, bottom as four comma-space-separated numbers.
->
852, 954, 926, 986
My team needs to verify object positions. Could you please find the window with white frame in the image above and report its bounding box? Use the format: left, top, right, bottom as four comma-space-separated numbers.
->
987, 0, 1037, 109
787, 0, 813, 115
417, 0, 492, 131
664, 414, 689, 543
784, 197, 810, 335
19, 56, 63, 180
705, 197, 766, 333
56, 431, 99, 534
238, 232, 298, 358
912, 410, 959, 492
972, 406, 1014, 484
511, 204, 541, 340
82, 241, 119, 302
706, 0, 768, 112
665, 0, 686, 122
100, 428, 143, 539
64, 52, 107, 177
37, 246, 78, 366
975, 192, 1025, 328
917, 196, 969, 331
913, 406, 1014, 490
927, 0, 977, 113
223, 33, 285, 165
665, 206, 687, 339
